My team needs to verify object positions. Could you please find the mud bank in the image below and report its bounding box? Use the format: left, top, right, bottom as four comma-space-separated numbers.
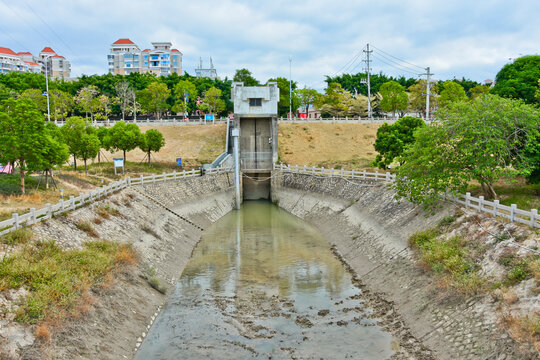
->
3, 174, 234, 360
271, 172, 527, 360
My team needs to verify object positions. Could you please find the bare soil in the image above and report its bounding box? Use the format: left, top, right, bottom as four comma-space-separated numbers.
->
278, 123, 381, 169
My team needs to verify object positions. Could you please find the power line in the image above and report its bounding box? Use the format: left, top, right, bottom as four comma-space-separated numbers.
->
372, 49, 424, 74
20, 0, 75, 56
371, 53, 420, 76
0, 0, 51, 46
370, 45, 425, 70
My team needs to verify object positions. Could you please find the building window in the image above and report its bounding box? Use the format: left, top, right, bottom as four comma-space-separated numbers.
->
151, 55, 159, 60
249, 98, 262, 107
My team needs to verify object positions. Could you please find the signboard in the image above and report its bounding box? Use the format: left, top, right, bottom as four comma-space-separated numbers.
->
205, 114, 214, 121
114, 158, 124, 167
176, 158, 182, 166
299, 113, 307, 119
113, 158, 124, 175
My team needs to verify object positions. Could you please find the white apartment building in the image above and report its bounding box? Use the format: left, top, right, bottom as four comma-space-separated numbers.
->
108, 38, 182, 76
0, 46, 70, 79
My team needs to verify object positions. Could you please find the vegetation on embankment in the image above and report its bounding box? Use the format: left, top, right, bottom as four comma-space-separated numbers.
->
408, 210, 540, 354
0, 228, 136, 327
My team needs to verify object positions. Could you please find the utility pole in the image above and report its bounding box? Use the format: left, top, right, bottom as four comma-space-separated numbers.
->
362, 43, 373, 119
289, 56, 292, 120
420, 67, 433, 122
232, 128, 241, 210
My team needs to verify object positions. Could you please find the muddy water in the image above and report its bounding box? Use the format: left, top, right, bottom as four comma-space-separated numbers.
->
135, 201, 395, 359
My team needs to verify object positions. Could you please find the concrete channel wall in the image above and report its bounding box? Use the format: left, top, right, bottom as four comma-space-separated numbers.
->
13, 174, 235, 360
271, 171, 524, 360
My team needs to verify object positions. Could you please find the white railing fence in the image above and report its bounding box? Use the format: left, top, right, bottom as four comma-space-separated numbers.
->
275, 163, 539, 229
274, 163, 396, 182
0, 167, 232, 236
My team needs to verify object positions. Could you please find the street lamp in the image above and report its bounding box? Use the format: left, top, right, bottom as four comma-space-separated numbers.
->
43, 56, 51, 122
289, 56, 292, 121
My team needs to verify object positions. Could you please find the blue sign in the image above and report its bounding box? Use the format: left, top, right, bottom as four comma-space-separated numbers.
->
205, 114, 214, 121
185, 92, 189, 102
113, 158, 124, 167
176, 158, 182, 166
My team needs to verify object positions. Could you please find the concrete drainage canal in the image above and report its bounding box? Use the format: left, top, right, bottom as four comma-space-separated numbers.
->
134, 201, 428, 359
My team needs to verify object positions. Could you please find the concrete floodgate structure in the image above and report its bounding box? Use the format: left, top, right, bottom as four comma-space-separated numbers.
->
231, 82, 279, 201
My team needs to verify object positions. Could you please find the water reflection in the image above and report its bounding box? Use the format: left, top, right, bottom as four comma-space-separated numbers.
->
135, 201, 394, 359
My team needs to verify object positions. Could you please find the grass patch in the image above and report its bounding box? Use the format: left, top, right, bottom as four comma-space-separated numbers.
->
0, 240, 136, 323
0, 173, 40, 195
142, 267, 167, 294
95, 204, 120, 219
75, 221, 100, 238
409, 228, 484, 294
0, 228, 33, 245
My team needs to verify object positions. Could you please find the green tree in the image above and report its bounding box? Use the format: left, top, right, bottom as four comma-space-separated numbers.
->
0, 99, 57, 193
104, 121, 142, 165
469, 85, 491, 100
373, 116, 425, 169
408, 80, 438, 118
77, 129, 101, 175
138, 82, 170, 120
269, 77, 299, 117
42, 122, 70, 186
74, 85, 100, 120
379, 81, 408, 118
394, 95, 540, 208
233, 68, 259, 86
49, 89, 74, 121
491, 55, 540, 104
172, 80, 198, 115
19, 88, 47, 113
96, 126, 109, 163
296, 88, 318, 113
438, 81, 467, 108
139, 129, 165, 166
61, 116, 89, 170
315, 83, 351, 117
198, 86, 225, 116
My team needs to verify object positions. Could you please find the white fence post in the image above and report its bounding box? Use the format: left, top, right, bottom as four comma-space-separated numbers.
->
312, 166, 315, 175
478, 196, 484, 212
60, 199, 65, 212
341, 168, 344, 177
182, 170, 186, 177
386, 172, 390, 181
69, 196, 75, 210
173, 170, 177, 180
351, 169, 355, 178
30, 208, 36, 225
152, 174, 156, 184
12, 213, 19, 230
510, 204, 517, 222
46, 203, 52, 219
330, 168, 333, 177
362, 169, 366, 179
140, 174, 144, 185
465, 192, 471, 208
493, 200, 499, 216
530, 209, 538, 227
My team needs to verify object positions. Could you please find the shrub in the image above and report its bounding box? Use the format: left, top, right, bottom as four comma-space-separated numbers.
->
437, 216, 456, 228
1, 228, 33, 245
75, 221, 99, 238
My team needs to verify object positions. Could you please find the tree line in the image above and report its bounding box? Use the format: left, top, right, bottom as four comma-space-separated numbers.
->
0, 98, 165, 194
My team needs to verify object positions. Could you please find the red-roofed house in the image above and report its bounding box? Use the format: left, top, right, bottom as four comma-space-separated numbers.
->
0, 45, 70, 77
108, 39, 182, 76
0, 47, 28, 74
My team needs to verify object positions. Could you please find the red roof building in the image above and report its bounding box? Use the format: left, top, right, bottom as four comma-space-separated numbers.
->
40, 47, 56, 54
0, 47, 17, 56
112, 38, 135, 45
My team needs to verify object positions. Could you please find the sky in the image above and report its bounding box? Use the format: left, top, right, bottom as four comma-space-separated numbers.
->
0, 0, 538, 91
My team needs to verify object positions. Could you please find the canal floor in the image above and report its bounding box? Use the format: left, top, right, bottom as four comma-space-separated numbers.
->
135, 201, 396, 359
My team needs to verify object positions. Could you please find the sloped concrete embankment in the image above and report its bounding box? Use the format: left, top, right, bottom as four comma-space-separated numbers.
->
15, 173, 235, 360
271, 172, 523, 360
